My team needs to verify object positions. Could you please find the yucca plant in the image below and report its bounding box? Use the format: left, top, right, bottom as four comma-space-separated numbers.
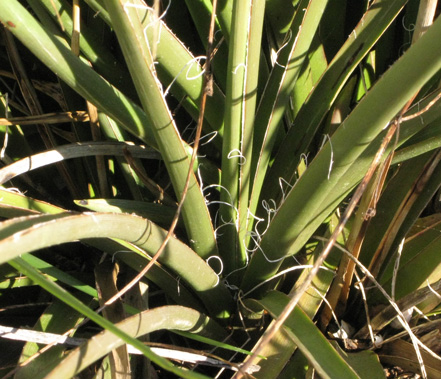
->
0, 0, 441, 378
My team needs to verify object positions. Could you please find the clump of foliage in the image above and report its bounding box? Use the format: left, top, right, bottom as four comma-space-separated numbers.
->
0, 0, 441, 378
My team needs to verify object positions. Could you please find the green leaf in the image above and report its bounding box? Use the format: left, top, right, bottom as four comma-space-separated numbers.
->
0, 0, 158, 148
38, 304, 226, 379
20, 254, 98, 298
252, 291, 359, 378
10, 257, 216, 379
103, 0, 217, 259
0, 213, 233, 318
242, 11, 441, 292
91, 238, 206, 312
258, 0, 408, 212
75, 198, 177, 228
0, 188, 65, 217
31, 0, 134, 96
0, 142, 159, 186
330, 341, 385, 379
17, 300, 85, 378
249, 0, 329, 221
218, 0, 254, 272
380, 220, 441, 302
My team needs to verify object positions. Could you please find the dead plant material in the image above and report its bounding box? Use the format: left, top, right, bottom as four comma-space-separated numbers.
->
0, 111, 89, 125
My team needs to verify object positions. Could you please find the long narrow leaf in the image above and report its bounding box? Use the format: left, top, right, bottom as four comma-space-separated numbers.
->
103, 0, 217, 258
9, 257, 213, 379
218, 0, 253, 273
0, 1, 158, 148
0, 213, 233, 317
249, 0, 329, 219
251, 291, 360, 378
259, 0, 408, 210
242, 12, 441, 291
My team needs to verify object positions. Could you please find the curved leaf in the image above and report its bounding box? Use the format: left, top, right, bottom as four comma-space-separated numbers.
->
75, 198, 177, 228
0, 141, 159, 185
34, 305, 225, 379
0, 212, 233, 317
10, 255, 215, 379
